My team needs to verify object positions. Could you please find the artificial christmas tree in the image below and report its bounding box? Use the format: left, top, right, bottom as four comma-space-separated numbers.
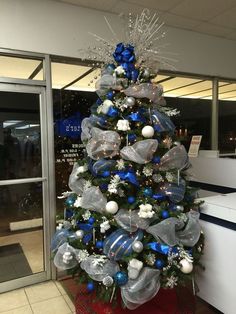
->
52, 9, 204, 312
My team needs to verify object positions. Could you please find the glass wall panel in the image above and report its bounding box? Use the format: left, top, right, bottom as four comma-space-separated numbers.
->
156, 74, 213, 150
218, 81, 236, 154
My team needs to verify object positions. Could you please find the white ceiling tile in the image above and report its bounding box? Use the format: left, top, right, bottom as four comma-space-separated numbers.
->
194, 22, 233, 37
210, 7, 236, 29
125, 0, 183, 12
161, 12, 201, 29
110, 1, 147, 15
170, 0, 236, 21
224, 31, 236, 41
58, 0, 120, 11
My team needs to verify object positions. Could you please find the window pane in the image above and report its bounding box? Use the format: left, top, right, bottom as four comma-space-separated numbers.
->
0, 182, 44, 282
218, 81, 236, 153
0, 56, 44, 80
0, 91, 42, 180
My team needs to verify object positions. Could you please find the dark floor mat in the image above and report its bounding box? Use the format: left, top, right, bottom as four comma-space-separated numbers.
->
0, 243, 32, 282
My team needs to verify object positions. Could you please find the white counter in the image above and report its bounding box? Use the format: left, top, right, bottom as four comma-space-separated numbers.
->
196, 193, 236, 314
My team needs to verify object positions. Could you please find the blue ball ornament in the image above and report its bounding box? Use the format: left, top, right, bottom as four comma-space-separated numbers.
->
65, 209, 74, 219
88, 217, 95, 225
114, 271, 128, 286
65, 195, 76, 207
100, 183, 108, 191
161, 210, 170, 219
87, 282, 95, 292
106, 91, 114, 100
128, 133, 137, 143
96, 98, 103, 105
102, 170, 110, 178
152, 156, 161, 164
143, 187, 153, 197
127, 196, 136, 204
95, 241, 104, 249
155, 259, 164, 269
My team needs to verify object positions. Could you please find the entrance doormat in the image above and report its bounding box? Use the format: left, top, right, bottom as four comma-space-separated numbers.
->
0, 243, 32, 282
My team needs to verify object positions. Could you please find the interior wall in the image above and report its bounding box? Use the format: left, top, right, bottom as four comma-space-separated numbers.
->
1, 0, 236, 79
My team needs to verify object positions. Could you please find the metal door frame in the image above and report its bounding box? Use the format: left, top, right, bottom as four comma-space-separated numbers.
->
0, 52, 56, 293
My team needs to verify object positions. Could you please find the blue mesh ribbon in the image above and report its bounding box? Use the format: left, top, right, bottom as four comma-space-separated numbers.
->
115, 169, 139, 186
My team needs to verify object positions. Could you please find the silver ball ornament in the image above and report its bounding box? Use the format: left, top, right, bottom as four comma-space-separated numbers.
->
125, 97, 135, 107
102, 275, 114, 287
132, 241, 143, 253
143, 68, 150, 78
179, 259, 193, 274
75, 230, 84, 239
176, 205, 184, 211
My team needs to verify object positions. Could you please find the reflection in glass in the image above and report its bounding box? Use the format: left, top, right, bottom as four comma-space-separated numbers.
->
0, 182, 44, 282
0, 91, 41, 180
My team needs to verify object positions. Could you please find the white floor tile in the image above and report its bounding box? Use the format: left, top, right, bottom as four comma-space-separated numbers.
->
54, 281, 67, 295
0, 305, 33, 314
63, 294, 75, 312
24, 281, 61, 304
0, 289, 28, 313
30, 296, 71, 314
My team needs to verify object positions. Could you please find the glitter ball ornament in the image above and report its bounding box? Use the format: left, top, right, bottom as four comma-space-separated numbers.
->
102, 276, 114, 287
179, 259, 193, 274
75, 230, 84, 239
114, 271, 128, 286
155, 259, 164, 269
105, 201, 119, 214
125, 96, 135, 107
132, 240, 143, 253
87, 282, 95, 292
141, 125, 154, 138
128, 196, 136, 204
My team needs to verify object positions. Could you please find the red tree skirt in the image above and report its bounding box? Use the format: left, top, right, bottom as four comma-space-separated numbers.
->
75, 286, 195, 314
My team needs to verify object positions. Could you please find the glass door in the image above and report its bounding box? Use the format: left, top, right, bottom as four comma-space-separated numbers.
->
0, 83, 51, 292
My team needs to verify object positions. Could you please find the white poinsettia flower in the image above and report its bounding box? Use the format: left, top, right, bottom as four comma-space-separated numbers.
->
77, 164, 88, 174
97, 99, 113, 114
138, 203, 155, 218
116, 119, 130, 131
115, 65, 125, 75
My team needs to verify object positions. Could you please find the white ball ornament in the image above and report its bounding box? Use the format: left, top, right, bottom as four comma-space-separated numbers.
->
105, 201, 119, 214
142, 125, 154, 138
179, 259, 193, 274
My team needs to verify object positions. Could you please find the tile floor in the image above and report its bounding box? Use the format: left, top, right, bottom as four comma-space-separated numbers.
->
0, 281, 75, 314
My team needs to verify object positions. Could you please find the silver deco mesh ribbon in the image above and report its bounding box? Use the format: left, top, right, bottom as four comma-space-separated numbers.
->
147, 211, 201, 247
162, 178, 186, 203
123, 83, 163, 103
80, 256, 119, 281
115, 208, 152, 232
95, 74, 128, 97
80, 186, 107, 213
68, 163, 87, 196
54, 243, 78, 270
86, 127, 121, 160
121, 267, 161, 310
114, 209, 201, 247
68, 163, 107, 213
159, 145, 189, 171
81, 117, 93, 142
120, 140, 158, 164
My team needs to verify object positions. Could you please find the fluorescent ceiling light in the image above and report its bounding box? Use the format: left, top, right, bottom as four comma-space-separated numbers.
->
15, 124, 39, 129
3, 120, 23, 128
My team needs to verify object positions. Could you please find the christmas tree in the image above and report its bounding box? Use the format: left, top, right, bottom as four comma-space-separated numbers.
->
52, 10, 204, 310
